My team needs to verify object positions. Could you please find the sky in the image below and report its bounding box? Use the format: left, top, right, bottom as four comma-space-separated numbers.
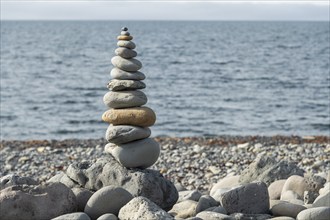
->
1, 1, 329, 21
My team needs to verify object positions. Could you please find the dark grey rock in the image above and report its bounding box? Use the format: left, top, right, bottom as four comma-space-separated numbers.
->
105, 124, 151, 144
196, 195, 220, 214
62, 157, 178, 211
0, 174, 38, 190
72, 187, 94, 212
0, 182, 77, 220
220, 182, 269, 214
121, 27, 128, 31
239, 155, 304, 186
107, 79, 145, 91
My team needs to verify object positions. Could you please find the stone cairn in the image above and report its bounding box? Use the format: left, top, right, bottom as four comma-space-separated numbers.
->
102, 27, 160, 169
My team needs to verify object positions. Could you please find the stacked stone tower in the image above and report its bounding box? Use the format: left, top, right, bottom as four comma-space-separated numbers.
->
102, 27, 160, 169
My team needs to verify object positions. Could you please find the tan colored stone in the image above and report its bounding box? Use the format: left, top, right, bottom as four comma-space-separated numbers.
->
102, 107, 156, 127
117, 35, 133, 40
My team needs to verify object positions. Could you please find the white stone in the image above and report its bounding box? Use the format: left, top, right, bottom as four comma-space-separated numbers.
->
296, 207, 330, 220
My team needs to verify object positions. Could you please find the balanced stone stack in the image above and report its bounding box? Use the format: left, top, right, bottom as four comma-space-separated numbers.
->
102, 27, 160, 169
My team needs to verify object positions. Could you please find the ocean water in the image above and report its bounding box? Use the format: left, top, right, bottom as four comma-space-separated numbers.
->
1, 21, 329, 140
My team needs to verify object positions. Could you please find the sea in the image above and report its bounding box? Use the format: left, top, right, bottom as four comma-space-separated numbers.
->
1, 21, 329, 140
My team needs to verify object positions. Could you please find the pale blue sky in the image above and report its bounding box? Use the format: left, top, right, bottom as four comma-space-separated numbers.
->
1, 1, 329, 21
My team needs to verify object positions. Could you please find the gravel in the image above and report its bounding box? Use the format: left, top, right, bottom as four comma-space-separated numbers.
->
1, 136, 329, 191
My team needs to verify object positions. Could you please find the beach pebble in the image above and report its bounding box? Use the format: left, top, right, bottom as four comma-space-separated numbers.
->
268, 179, 286, 200
239, 155, 304, 186
117, 35, 133, 41
84, 186, 133, 219
211, 188, 232, 202
48, 172, 78, 188
108, 79, 145, 91
71, 187, 94, 212
296, 207, 330, 220
0, 182, 77, 220
105, 125, 151, 144
51, 212, 91, 220
281, 175, 306, 199
319, 182, 330, 195
110, 68, 145, 80
178, 190, 202, 202
230, 213, 272, 220
102, 107, 156, 127
121, 31, 130, 36
210, 175, 240, 196
121, 27, 128, 31
0, 174, 38, 190
115, 47, 137, 58
205, 206, 227, 214
270, 200, 306, 218
118, 196, 173, 220
196, 211, 233, 220
103, 90, 147, 108
220, 181, 269, 214
97, 213, 118, 220
269, 217, 295, 220
111, 56, 142, 72
117, 40, 136, 49
313, 191, 330, 207
169, 200, 198, 218
196, 195, 219, 213
64, 157, 178, 211
280, 190, 301, 201
111, 138, 160, 169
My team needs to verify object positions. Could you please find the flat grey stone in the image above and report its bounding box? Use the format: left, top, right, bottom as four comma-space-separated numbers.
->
110, 68, 145, 80
105, 124, 151, 144
62, 156, 178, 211
220, 181, 269, 214
120, 31, 130, 36
0, 182, 77, 220
48, 172, 78, 188
239, 155, 304, 186
115, 47, 137, 58
178, 190, 202, 202
103, 90, 147, 109
196, 195, 219, 214
296, 207, 330, 220
84, 186, 133, 219
118, 196, 173, 220
111, 138, 160, 169
52, 212, 91, 220
107, 79, 145, 91
111, 56, 142, 72
270, 201, 306, 218
117, 40, 136, 49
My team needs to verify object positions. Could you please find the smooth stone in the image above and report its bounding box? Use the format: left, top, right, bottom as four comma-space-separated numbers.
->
108, 79, 145, 91
178, 190, 202, 202
0, 174, 38, 190
313, 191, 330, 207
196, 195, 219, 214
319, 182, 330, 195
270, 217, 295, 220
110, 138, 160, 169
115, 47, 137, 58
102, 107, 156, 127
230, 213, 272, 220
105, 124, 151, 144
211, 188, 232, 203
268, 179, 287, 200
220, 181, 269, 214
196, 211, 233, 220
71, 187, 94, 212
110, 68, 145, 80
117, 40, 136, 49
118, 196, 173, 220
280, 190, 301, 201
103, 90, 147, 108
169, 200, 198, 218
97, 213, 118, 220
205, 206, 227, 215
296, 207, 330, 220
0, 182, 77, 220
271, 201, 306, 218
120, 31, 130, 36
281, 175, 306, 199
239, 155, 304, 186
111, 56, 142, 72
117, 35, 133, 40
52, 212, 91, 220
84, 186, 133, 219
48, 172, 78, 188
121, 27, 128, 31
210, 176, 240, 196
63, 157, 178, 211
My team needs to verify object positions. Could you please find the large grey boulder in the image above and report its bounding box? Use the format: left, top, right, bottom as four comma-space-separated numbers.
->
118, 196, 173, 220
239, 155, 304, 186
0, 182, 77, 220
220, 181, 269, 214
54, 156, 178, 211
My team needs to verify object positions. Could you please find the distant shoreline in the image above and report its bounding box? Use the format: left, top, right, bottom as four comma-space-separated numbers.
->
1, 135, 329, 150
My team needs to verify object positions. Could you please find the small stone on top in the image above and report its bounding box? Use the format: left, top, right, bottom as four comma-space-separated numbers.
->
121, 27, 128, 31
